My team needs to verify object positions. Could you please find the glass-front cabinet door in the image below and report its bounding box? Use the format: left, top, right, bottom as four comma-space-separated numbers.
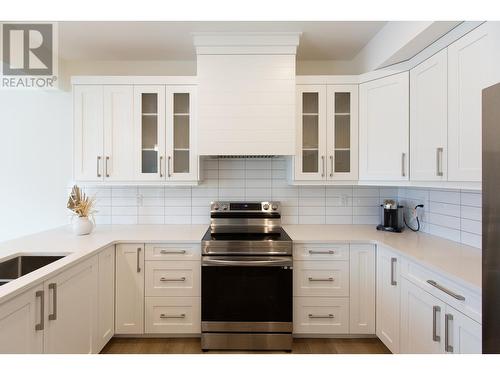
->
326, 85, 358, 180
134, 86, 166, 180
295, 85, 327, 180
165, 86, 197, 181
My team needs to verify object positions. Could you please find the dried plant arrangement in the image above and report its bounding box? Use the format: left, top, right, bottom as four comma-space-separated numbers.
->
67, 185, 97, 219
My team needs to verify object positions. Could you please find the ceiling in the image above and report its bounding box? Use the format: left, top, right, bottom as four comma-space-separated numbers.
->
58, 21, 387, 61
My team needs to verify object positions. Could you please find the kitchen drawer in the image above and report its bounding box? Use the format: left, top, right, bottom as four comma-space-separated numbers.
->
400, 258, 481, 323
145, 297, 201, 334
145, 243, 201, 261
293, 243, 349, 261
293, 297, 349, 334
294, 261, 349, 297
145, 261, 201, 297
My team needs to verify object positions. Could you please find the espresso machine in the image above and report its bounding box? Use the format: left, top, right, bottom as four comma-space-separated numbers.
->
376, 199, 404, 233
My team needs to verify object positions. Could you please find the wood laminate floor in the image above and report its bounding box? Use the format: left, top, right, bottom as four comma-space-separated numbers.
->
100, 338, 391, 354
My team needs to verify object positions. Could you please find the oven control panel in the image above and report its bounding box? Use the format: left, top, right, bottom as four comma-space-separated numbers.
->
211, 201, 280, 213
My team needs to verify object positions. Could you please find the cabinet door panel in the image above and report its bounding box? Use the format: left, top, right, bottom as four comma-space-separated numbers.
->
145, 296, 200, 334
295, 85, 327, 181
445, 305, 482, 354
0, 285, 44, 353
96, 245, 115, 352
350, 245, 375, 334
104, 85, 135, 181
293, 297, 349, 334
376, 246, 401, 353
74, 85, 104, 181
410, 49, 448, 181
166, 86, 198, 181
448, 23, 496, 181
44, 257, 99, 354
359, 72, 409, 181
400, 278, 444, 353
115, 244, 144, 334
327, 85, 359, 180
134, 86, 166, 181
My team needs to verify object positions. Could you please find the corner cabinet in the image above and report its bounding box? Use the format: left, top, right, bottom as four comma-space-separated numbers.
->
295, 84, 358, 182
359, 72, 409, 181
73, 78, 198, 184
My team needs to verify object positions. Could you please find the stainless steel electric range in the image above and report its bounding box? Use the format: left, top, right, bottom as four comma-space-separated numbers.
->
201, 201, 293, 351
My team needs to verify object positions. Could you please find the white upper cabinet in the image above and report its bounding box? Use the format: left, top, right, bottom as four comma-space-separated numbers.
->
134, 85, 166, 181
295, 85, 327, 181
295, 84, 358, 182
327, 85, 359, 180
103, 86, 135, 181
74, 85, 104, 182
359, 72, 409, 181
410, 49, 448, 181
165, 86, 198, 181
448, 22, 500, 181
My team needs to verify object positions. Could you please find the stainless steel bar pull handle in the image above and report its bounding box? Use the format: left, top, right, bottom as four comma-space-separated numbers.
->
96, 156, 102, 178
390, 257, 397, 286
48, 283, 57, 321
160, 277, 186, 282
445, 313, 454, 353
167, 156, 172, 177
321, 156, 325, 177
309, 314, 334, 319
35, 290, 44, 331
105, 156, 110, 178
137, 248, 141, 273
159, 156, 164, 177
160, 313, 186, 319
426, 280, 465, 301
309, 250, 335, 255
432, 305, 441, 342
401, 153, 406, 177
329, 155, 334, 177
308, 277, 334, 282
436, 148, 444, 177
160, 249, 186, 254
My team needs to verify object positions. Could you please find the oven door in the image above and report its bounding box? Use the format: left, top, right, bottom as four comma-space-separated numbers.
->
201, 256, 293, 332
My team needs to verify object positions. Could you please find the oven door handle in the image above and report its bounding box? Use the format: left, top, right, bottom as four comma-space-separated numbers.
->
202, 257, 292, 267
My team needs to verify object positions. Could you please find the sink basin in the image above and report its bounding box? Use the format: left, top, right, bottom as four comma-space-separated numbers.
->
0, 255, 66, 286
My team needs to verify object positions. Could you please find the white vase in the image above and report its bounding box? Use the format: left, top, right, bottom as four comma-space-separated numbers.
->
72, 216, 94, 236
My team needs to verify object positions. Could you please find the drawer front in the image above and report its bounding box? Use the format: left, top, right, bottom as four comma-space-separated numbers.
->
145, 297, 201, 334
294, 261, 349, 297
145, 261, 201, 297
293, 243, 349, 261
293, 297, 349, 334
145, 243, 201, 261
400, 258, 481, 323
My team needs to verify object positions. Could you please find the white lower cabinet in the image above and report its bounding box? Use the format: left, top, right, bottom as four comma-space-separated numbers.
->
349, 245, 375, 334
400, 278, 445, 354
145, 297, 200, 334
96, 245, 115, 351
293, 297, 349, 334
293, 260, 349, 297
0, 284, 44, 353
400, 278, 482, 354
43, 256, 99, 354
145, 260, 200, 297
376, 246, 401, 353
115, 244, 145, 334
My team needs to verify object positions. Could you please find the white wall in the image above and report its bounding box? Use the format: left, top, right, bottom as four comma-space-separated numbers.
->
0, 89, 72, 242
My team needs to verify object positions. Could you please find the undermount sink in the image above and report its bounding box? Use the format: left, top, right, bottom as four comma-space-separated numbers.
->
0, 255, 66, 286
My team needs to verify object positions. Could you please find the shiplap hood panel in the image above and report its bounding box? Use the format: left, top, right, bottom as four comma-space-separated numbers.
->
194, 33, 300, 156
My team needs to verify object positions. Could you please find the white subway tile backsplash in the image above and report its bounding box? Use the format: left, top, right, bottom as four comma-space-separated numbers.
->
429, 189, 460, 204
78, 158, 482, 250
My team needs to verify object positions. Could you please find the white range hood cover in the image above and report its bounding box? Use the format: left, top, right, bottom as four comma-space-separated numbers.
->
194, 33, 300, 156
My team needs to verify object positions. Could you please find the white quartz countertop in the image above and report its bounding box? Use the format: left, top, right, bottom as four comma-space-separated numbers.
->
283, 225, 482, 291
0, 224, 481, 303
